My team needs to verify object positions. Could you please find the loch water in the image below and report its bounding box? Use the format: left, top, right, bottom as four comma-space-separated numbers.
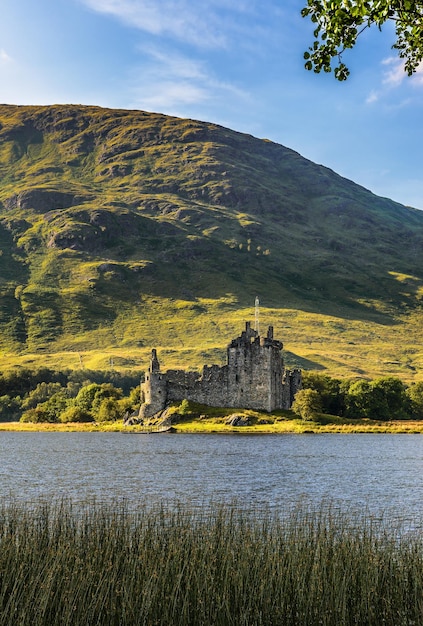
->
1, 432, 422, 526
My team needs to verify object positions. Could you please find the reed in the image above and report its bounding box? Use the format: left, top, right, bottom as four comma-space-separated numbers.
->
0, 499, 421, 625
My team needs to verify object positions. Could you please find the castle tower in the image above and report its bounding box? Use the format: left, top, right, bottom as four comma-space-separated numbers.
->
262, 325, 285, 411
139, 349, 167, 417
227, 322, 285, 412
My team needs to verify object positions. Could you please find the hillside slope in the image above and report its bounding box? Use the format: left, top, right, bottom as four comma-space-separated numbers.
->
1, 104, 423, 379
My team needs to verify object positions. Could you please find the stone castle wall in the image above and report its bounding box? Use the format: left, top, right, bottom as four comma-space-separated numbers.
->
139, 322, 301, 417
166, 365, 230, 408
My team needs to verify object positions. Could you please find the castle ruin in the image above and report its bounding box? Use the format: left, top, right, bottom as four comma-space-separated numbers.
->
139, 322, 301, 417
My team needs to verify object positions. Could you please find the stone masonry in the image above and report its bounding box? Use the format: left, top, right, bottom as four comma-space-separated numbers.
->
139, 322, 301, 417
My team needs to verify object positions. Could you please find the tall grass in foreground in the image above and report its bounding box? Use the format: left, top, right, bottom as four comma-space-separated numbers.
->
0, 500, 422, 626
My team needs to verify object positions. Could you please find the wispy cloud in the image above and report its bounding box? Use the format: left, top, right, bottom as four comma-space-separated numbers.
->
138, 82, 209, 110
382, 57, 407, 87
0, 49, 13, 64
382, 56, 423, 87
79, 0, 253, 48
365, 90, 378, 104
366, 56, 423, 104
128, 46, 249, 114
412, 64, 423, 86
141, 47, 208, 81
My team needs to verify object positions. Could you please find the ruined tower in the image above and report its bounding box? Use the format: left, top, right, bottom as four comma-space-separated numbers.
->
226, 322, 285, 412
139, 349, 167, 417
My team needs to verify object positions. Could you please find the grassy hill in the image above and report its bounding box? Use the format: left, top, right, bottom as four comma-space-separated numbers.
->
1, 103, 423, 380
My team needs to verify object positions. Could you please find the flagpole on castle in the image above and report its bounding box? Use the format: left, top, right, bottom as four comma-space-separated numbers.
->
255, 296, 260, 335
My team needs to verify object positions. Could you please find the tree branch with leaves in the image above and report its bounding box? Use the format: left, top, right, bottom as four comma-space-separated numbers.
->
301, 1, 423, 80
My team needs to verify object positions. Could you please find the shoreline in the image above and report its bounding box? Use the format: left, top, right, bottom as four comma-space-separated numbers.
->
1, 419, 423, 434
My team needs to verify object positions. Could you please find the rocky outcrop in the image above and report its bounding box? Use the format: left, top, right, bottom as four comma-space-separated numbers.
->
4, 188, 83, 213
225, 414, 250, 426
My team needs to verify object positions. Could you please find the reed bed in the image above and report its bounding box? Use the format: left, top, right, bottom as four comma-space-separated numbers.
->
0, 499, 422, 626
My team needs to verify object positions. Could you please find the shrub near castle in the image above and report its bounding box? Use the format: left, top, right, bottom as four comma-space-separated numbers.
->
291, 389, 322, 421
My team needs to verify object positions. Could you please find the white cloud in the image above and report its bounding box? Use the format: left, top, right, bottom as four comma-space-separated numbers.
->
366, 90, 378, 104
0, 49, 13, 64
79, 0, 239, 47
382, 56, 423, 87
413, 64, 423, 86
382, 57, 406, 86
366, 56, 423, 105
139, 82, 209, 109
140, 47, 208, 81
78, 0, 274, 50
128, 46, 249, 115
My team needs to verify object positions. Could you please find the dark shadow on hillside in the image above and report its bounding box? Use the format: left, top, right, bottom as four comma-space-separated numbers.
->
14, 207, 421, 335
127, 239, 405, 327
0, 222, 30, 346
283, 352, 325, 371
0, 222, 29, 284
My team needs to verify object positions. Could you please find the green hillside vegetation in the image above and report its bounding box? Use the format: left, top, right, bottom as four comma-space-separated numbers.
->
1, 104, 423, 381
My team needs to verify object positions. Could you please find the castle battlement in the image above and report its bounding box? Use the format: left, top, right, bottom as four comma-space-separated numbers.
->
139, 321, 301, 417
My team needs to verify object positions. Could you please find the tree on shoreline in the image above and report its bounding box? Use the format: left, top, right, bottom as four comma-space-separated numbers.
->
292, 388, 323, 421
406, 381, 423, 418
343, 377, 409, 420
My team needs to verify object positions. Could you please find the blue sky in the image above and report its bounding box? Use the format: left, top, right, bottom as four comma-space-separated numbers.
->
1, 0, 422, 209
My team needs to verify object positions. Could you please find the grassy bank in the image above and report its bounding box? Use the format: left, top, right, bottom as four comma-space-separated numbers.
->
2, 416, 423, 433
173, 419, 423, 434
0, 499, 421, 626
